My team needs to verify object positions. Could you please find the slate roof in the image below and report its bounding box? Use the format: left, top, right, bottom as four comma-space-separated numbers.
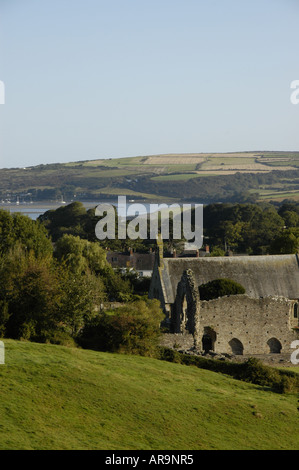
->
158, 254, 299, 304
106, 251, 155, 271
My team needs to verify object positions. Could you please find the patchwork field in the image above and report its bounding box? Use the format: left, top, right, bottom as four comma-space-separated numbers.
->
143, 155, 206, 165
1, 151, 299, 204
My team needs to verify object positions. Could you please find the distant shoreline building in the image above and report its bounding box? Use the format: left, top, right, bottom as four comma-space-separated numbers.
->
106, 248, 155, 278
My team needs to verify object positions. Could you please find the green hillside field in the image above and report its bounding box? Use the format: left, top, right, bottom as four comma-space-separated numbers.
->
0, 339, 298, 450
2, 151, 299, 204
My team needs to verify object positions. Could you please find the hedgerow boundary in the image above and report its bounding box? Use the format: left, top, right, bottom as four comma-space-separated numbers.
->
157, 347, 299, 394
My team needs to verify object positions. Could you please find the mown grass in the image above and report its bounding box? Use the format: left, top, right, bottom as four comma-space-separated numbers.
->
0, 340, 298, 450
257, 190, 299, 201
151, 173, 201, 182
203, 157, 258, 166
96, 187, 176, 201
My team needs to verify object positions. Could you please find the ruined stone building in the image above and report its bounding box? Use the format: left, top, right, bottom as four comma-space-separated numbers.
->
149, 238, 299, 355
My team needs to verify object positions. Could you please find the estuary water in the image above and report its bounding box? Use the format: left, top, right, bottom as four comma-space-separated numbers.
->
0, 199, 177, 220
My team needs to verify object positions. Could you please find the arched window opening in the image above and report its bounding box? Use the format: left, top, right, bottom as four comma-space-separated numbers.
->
267, 337, 282, 354
202, 327, 217, 353
229, 338, 244, 355
180, 295, 188, 332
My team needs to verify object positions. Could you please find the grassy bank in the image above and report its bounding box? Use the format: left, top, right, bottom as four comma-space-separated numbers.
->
0, 339, 298, 450
158, 348, 299, 394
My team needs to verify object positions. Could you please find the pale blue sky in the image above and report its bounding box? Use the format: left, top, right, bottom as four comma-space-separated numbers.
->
0, 0, 299, 168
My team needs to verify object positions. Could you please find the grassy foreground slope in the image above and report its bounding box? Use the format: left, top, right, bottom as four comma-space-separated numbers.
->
0, 339, 298, 450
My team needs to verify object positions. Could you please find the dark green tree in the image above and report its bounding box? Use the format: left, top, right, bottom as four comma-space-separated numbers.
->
0, 210, 53, 258
199, 278, 246, 301
54, 234, 132, 301
38, 201, 89, 241
269, 229, 299, 254
58, 268, 106, 336
1, 245, 61, 340
78, 299, 164, 356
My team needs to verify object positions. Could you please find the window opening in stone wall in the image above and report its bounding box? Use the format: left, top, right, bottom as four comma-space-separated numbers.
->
267, 337, 282, 354
202, 327, 217, 353
229, 338, 244, 355
180, 295, 188, 332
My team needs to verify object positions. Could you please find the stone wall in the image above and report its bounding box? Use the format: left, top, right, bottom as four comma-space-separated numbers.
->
198, 295, 299, 355
172, 269, 200, 341
149, 254, 299, 356
159, 333, 195, 350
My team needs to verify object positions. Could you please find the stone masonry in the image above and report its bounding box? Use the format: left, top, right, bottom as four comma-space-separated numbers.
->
149, 238, 299, 356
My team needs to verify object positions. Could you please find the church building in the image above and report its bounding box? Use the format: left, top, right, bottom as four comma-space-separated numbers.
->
149, 237, 299, 355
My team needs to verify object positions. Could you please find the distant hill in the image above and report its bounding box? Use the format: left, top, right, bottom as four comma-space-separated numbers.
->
0, 339, 298, 450
1, 151, 299, 204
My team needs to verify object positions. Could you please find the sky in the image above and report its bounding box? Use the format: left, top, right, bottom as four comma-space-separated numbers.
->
0, 0, 299, 168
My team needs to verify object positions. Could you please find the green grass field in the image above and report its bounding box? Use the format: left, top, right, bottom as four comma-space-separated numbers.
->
95, 186, 176, 201
256, 189, 299, 201
2, 151, 299, 204
151, 173, 201, 182
0, 339, 298, 450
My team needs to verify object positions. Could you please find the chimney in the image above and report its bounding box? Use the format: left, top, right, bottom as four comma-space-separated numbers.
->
156, 234, 164, 267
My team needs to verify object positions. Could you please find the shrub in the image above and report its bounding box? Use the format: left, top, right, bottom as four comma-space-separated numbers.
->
198, 278, 246, 301
78, 299, 164, 357
39, 329, 77, 348
158, 348, 299, 394
157, 347, 182, 364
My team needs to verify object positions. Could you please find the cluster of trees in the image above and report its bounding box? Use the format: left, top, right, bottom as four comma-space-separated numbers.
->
0, 210, 162, 353
79, 299, 164, 356
38, 201, 157, 252
204, 201, 299, 255
119, 169, 299, 203
38, 200, 299, 256
3, 197, 299, 356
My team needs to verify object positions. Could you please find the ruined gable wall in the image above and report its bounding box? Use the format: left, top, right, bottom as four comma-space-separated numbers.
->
149, 257, 172, 326
172, 269, 200, 337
